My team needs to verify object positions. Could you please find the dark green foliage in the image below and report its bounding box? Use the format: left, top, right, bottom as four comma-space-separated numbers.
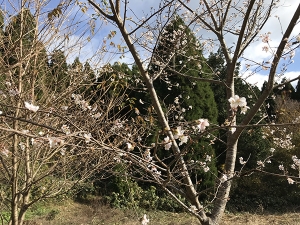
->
0, 8, 4, 58
31, 41, 51, 101
151, 16, 218, 122
228, 173, 300, 212
4, 8, 36, 66
70, 57, 83, 74
276, 77, 295, 99
90, 62, 135, 116
263, 77, 297, 121
146, 16, 219, 199
83, 61, 95, 81
5, 8, 35, 42
0, 8, 50, 102
48, 49, 69, 92
98, 174, 187, 212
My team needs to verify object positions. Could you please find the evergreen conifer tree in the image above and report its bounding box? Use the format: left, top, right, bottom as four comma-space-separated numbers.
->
83, 61, 95, 81
4, 8, 36, 66
3, 8, 49, 102
48, 49, 69, 92
148, 16, 219, 196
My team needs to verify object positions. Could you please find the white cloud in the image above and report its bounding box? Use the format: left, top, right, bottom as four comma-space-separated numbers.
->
243, 72, 267, 90
242, 70, 300, 90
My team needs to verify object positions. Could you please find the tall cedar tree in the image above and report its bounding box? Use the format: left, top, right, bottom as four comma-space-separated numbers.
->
90, 62, 134, 118
4, 8, 35, 66
48, 49, 68, 93
148, 16, 219, 197
3, 8, 49, 102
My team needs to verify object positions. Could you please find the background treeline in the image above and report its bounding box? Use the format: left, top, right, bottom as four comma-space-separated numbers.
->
86, 16, 300, 213
1, 7, 299, 218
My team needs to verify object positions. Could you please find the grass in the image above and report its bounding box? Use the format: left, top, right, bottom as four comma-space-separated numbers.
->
24, 198, 300, 225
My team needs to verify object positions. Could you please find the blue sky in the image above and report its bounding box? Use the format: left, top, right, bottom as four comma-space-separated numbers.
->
75, 0, 300, 89
3, 0, 298, 89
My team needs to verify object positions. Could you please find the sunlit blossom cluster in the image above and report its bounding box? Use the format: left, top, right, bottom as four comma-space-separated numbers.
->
163, 136, 172, 150
257, 160, 265, 168
189, 155, 212, 173
143, 149, 161, 176
83, 133, 92, 143
48, 137, 64, 148
24, 101, 39, 112
291, 155, 300, 175
272, 133, 294, 150
72, 93, 92, 111
194, 119, 209, 132
239, 157, 246, 165
262, 127, 294, 150
61, 125, 71, 135
126, 142, 134, 150
228, 95, 249, 114
1, 147, 10, 157
260, 32, 271, 43
174, 126, 189, 146
287, 177, 295, 184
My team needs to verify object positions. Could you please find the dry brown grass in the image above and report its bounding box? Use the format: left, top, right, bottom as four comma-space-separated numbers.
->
25, 199, 300, 225
221, 212, 300, 225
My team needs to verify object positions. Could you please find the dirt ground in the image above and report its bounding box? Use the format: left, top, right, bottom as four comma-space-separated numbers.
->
25, 199, 300, 225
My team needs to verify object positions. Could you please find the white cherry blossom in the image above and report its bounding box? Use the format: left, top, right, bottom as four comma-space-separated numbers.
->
228, 95, 249, 114
178, 135, 188, 146
279, 165, 284, 171
24, 101, 39, 112
126, 142, 134, 150
287, 177, 295, 184
257, 160, 265, 167
174, 126, 185, 139
205, 155, 211, 162
203, 166, 210, 172
141, 214, 149, 225
164, 136, 172, 150
196, 118, 209, 132
84, 133, 92, 143
239, 157, 246, 165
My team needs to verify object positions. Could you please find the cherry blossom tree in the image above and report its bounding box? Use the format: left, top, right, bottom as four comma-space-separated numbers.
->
0, 1, 143, 224
85, 0, 300, 224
